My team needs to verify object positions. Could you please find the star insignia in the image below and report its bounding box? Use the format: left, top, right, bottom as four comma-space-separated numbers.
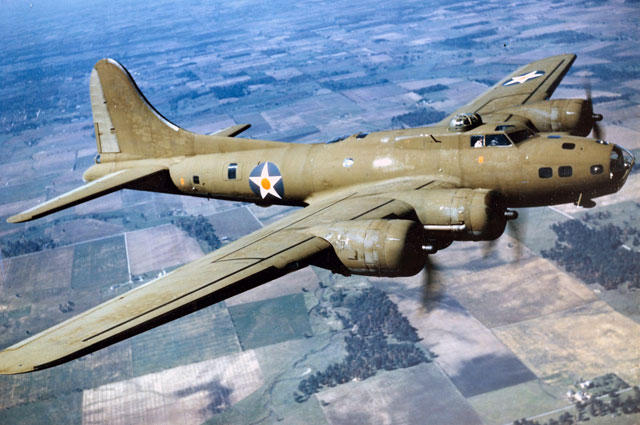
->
503, 70, 545, 86
249, 162, 284, 199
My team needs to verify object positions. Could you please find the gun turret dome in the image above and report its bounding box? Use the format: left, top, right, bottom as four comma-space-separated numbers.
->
448, 113, 482, 132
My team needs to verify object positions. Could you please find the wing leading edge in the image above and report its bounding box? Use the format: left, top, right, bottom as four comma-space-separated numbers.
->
0, 181, 433, 374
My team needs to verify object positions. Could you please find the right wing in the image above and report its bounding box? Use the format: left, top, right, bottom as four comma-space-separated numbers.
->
0, 178, 440, 374
440, 53, 576, 124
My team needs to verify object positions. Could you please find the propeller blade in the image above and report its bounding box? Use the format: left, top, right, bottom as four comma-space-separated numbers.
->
422, 255, 443, 307
592, 121, 604, 141
507, 219, 524, 263
584, 79, 605, 140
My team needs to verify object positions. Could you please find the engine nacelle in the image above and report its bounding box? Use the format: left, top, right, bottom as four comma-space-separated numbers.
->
308, 219, 426, 277
504, 99, 594, 136
394, 189, 507, 242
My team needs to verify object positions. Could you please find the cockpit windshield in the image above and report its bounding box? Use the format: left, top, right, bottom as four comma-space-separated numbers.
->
485, 133, 512, 147
507, 128, 534, 144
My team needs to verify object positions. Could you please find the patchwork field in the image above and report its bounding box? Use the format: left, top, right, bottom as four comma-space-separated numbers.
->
2, 246, 74, 296
126, 224, 203, 275
130, 304, 241, 377
82, 350, 264, 425
70, 235, 128, 290
207, 206, 262, 242
446, 256, 598, 328
494, 301, 640, 384
317, 363, 483, 425
229, 293, 312, 350
468, 380, 569, 425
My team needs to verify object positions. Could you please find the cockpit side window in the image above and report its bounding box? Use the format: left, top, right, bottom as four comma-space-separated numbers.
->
485, 134, 512, 147
471, 135, 484, 148
507, 129, 534, 144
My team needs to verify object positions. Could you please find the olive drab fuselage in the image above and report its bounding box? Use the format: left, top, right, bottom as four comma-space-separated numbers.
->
83, 123, 632, 210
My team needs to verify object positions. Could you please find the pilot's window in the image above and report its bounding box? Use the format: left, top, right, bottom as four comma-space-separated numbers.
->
562, 143, 576, 150
94, 154, 101, 164
485, 134, 512, 147
228, 163, 238, 180
495, 125, 515, 131
590, 164, 604, 175
193, 175, 200, 184
558, 166, 573, 177
471, 135, 484, 148
507, 129, 534, 144
539, 167, 552, 178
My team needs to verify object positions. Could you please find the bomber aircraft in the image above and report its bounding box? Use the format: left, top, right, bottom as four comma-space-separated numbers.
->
0, 54, 634, 374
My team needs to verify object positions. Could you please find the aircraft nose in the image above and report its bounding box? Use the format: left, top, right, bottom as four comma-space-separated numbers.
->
610, 144, 635, 187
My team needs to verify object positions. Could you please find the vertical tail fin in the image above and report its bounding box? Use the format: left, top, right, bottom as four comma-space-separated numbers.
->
90, 58, 195, 160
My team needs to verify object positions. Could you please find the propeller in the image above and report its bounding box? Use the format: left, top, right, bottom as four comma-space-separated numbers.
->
585, 80, 604, 140
422, 254, 445, 308
481, 209, 525, 264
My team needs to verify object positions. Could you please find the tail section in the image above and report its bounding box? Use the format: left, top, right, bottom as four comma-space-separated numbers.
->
90, 59, 195, 160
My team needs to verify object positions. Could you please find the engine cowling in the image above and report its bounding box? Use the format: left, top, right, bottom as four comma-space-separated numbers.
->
394, 189, 507, 242
504, 99, 594, 136
308, 219, 426, 277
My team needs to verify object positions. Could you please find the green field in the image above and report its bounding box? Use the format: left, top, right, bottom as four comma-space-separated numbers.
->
229, 293, 312, 350
131, 303, 241, 376
70, 235, 128, 290
0, 175, 53, 204
468, 379, 569, 425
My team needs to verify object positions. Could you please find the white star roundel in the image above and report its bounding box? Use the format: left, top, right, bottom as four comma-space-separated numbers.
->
249, 161, 284, 199
503, 70, 545, 86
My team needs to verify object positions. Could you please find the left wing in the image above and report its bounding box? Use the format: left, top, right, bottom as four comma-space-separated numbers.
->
0, 178, 439, 374
7, 165, 168, 223
440, 53, 576, 124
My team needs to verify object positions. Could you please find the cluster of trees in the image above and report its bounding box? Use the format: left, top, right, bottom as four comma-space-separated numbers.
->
513, 386, 640, 425
541, 220, 640, 290
437, 28, 497, 49
295, 288, 428, 402
319, 77, 390, 92
391, 107, 447, 128
527, 30, 595, 43
1, 237, 57, 257
172, 215, 221, 252
414, 84, 448, 96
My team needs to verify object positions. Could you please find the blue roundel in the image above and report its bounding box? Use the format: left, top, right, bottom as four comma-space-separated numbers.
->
248, 161, 284, 200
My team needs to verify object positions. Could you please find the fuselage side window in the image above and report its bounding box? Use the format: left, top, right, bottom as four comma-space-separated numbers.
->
485, 133, 512, 147
539, 167, 552, 178
559, 166, 573, 177
471, 135, 484, 148
228, 163, 238, 180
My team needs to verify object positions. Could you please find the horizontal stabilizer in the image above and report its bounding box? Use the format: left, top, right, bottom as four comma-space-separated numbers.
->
7, 165, 167, 223
208, 123, 251, 137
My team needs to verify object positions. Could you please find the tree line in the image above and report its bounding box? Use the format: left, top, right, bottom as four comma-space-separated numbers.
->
541, 220, 640, 290
294, 287, 429, 402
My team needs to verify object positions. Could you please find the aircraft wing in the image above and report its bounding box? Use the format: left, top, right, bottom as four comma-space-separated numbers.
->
7, 165, 168, 223
0, 178, 439, 374
440, 53, 576, 124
